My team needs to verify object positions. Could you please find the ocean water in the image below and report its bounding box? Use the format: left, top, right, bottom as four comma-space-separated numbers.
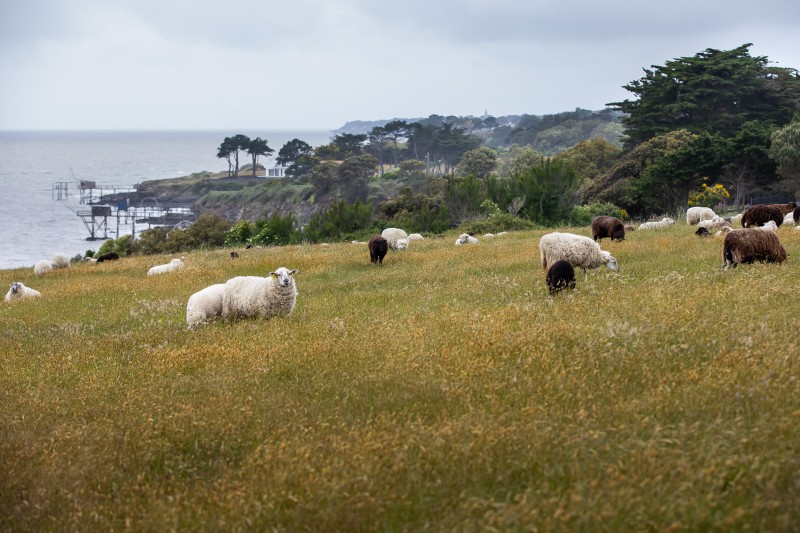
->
0, 130, 332, 271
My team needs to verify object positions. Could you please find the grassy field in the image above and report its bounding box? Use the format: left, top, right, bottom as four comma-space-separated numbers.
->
2, 223, 799, 531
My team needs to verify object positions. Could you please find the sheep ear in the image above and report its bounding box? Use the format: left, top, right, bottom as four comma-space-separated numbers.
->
290, 269, 298, 275
269, 271, 276, 277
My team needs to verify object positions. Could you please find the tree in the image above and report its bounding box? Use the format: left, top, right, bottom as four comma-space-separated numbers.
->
246, 137, 274, 178
367, 126, 388, 175
434, 122, 482, 174
508, 158, 581, 224
227, 134, 251, 176
217, 137, 235, 177
277, 139, 317, 177
610, 44, 800, 149
455, 146, 498, 179
769, 120, 800, 196
721, 121, 778, 208
337, 154, 378, 202
383, 120, 409, 165
330, 133, 368, 158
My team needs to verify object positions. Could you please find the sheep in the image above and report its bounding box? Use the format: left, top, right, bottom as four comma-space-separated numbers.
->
723, 229, 787, 268
50, 253, 70, 269
591, 215, 625, 242
766, 202, 797, 215
34, 259, 52, 276
696, 215, 728, 230
784, 212, 795, 225
714, 226, 733, 238
368, 235, 389, 266
147, 258, 184, 276
455, 233, 479, 245
230, 251, 240, 259
221, 267, 299, 321
95, 252, 120, 263
793, 206, 800, 224
695, 227, 711, 238
186, 283, 226, 329
483, 233, 495, 238
637, 217, 674, 230
741, 204, 784, 228
731, 213, 743, 226
4, 282, 41, 302
755, 220, 778, 231
546, 260, 576, 295
408, 233, 425, 241
624, 224, 636, 232
381, 228, 409, 250
686, 206, 717, 225
539, 232, 619, 272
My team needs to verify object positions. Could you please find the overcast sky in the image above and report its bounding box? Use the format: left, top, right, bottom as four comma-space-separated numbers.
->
1, 0, 798, 131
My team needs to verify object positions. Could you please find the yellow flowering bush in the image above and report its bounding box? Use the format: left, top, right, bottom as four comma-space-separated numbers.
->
688, 181, 730, 207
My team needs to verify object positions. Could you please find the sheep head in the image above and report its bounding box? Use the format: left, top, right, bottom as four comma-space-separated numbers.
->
602, 251, 619, 272
269, 267, 299, 287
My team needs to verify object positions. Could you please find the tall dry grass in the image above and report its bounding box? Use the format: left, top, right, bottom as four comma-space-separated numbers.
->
2, 224, 799, 531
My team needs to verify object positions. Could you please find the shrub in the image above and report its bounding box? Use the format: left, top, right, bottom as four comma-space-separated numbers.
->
569, 202, 627, 226
461, 213, 536, 234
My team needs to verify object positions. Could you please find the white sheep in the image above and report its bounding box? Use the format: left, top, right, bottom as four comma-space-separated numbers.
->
539, 232, 619, 272
455, 233, 479, 245
714, 226, 733, 238
783, 212, 795, 225
484, 233, 495, 238
381, 228, 409, 250
686, 207, 716, 225
147, 258, 184, 276
696, 215, 727, 230
34, 259, 53, 276
755, 220, 778, 231
638, 217, 675, 230
186, 283, 225, 329
408, 233, 425, 241
221, 267, 299, 321
731, 213, 743, 226
5, 282, 41, 302
50, 253, 70, 269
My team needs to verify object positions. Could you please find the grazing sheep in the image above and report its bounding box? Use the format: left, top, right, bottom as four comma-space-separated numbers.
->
686, 206, 717, 225
221, 267, 299, 321
4, 282, 41, 302
793, 206, 800, 224
484, 233, 495, 238
591, 215, 625, 242
624, 224, 636, 232
697, 215, 728, 230
147, 258, 184, 276
230, 251, 240, 259
539, 232, 619, 272
723, 229, 787, 268
50, 253, 70, 269
695, 227, 711, 238
755, 220, 778, 231
742, 204, 784, 228
186, 283, 225, 329
784, 212, 795, 225
637, 217, 675, 230
368, 235, 389, 266
455, 233, 479, 245
381, 228, 409, 250
95, 252, 120, 263
714, 226, 733, 238
546, 260, 576, 295
34, 259, 52, 276
408, 233, 425, 241
766, 202, 797, 215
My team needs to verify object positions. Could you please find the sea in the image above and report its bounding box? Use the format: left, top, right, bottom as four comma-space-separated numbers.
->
0, 130, 332, 271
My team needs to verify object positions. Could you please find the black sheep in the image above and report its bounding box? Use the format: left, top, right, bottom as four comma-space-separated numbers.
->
368, 236, 389, 266
695, 227, 711, 237
742, 204, 784, 228
591, 215, 625, 242
546, 260, 576, 295
793, 205, 800, 224
95, 252, 120, 263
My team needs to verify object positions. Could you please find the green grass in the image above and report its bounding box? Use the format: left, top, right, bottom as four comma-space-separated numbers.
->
2, 225, 799, 531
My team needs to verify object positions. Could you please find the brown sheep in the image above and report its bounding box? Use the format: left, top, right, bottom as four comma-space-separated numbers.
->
741, 204, 784, 228
723, 229, 787, 268
546, 260, 576, 295
793, 205, 800, 224
591, 215, 625, 242
766, 202, 797, 215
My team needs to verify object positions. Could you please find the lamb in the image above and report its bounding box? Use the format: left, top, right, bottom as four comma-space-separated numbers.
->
34, 259, 52, 276
545, 260, 576, 295
147, 258, 184, 276
368, 235, 389, 266
723, 229, 787, 268
637, 217, 674, 230
4, 282, 41, 302
591, 215, 625, 242
686, 206, 717, 225
455, 233, 479, 245
186, 283, 226, 329
696, 215, 728, 230
741, 204, 784, 228
50, 253, 70, 269
221, 267, 299, 321
539, 232, 619, 272
381, 228, 409, 250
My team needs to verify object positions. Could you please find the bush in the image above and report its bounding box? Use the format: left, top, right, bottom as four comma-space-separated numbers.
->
461, 213, 536, 234
569, 202, 627, 226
